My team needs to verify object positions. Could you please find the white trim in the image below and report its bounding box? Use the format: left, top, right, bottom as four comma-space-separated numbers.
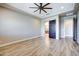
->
77, 40, 79, 44
0, 35, 41, 48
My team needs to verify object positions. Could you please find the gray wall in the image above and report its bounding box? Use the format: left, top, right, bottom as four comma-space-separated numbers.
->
0, 7, 41, 39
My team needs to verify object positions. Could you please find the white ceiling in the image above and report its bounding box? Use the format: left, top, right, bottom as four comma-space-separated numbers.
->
2, 3, 75, 19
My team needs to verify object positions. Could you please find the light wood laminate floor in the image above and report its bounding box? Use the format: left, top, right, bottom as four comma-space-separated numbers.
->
0, 34, 79, 56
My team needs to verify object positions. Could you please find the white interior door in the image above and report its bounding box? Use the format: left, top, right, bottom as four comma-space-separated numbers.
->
64, 18, 73, 38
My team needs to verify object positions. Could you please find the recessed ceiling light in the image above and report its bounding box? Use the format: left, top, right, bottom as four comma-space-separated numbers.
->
46, 13, 50, 15
61, 6, 64, 10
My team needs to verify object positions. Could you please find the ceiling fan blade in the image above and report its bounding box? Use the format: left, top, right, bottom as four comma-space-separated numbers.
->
39, 9, 41, 14
43, 8, 52, 9
34, 3, 39, 7
43, 3, 50, 8
29, 7, 38, 9
34, 9, 39, 12
42, 9, 47, 13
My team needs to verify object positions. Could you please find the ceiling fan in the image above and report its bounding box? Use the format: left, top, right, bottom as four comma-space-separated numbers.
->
29, 3, 52, 14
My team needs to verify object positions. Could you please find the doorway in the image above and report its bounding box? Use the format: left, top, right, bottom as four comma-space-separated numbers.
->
73, 17, 77, 41
45, 22, 49, 34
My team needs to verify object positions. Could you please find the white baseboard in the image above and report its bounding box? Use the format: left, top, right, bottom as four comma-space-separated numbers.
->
0, 35, 41, 48
77, 40, 79, 44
